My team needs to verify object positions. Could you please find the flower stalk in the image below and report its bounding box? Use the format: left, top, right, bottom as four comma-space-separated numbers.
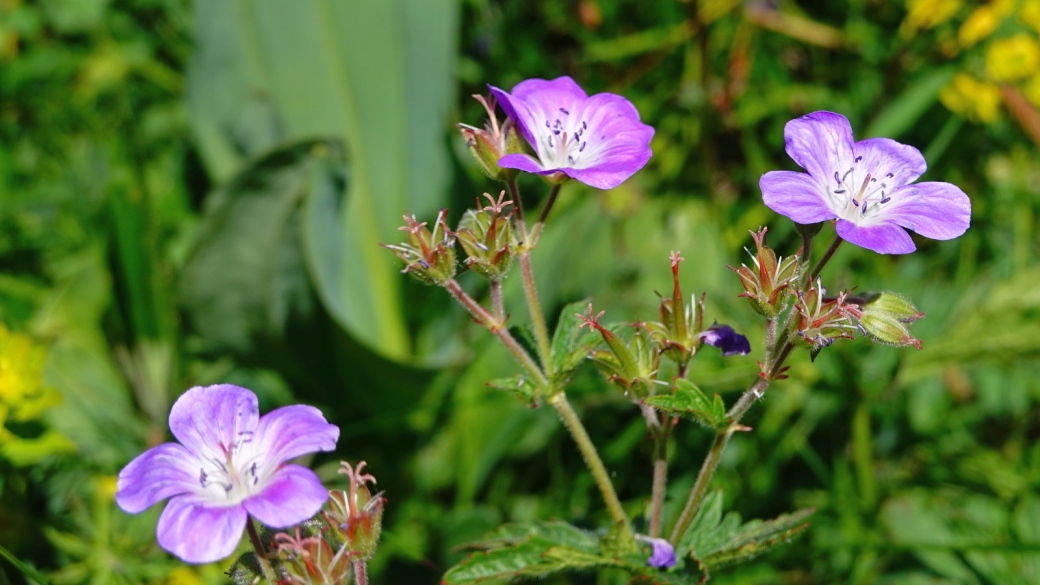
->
550, 391, 631, 534
245, 520, 277, 583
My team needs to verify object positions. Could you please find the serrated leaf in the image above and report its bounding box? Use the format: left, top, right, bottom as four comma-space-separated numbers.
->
550, 298, 600, 378
444, 521, 615, 584
642, 380, 726, 429
676, 489, 725, 556
486, 375, 539, 406
599, 521, 639, 558
458, 520, 600, 554
695, 508, 815, 570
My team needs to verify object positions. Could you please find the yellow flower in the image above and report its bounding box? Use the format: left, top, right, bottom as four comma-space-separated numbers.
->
986, 33, 1040, 81
940, 73, 1003, 122
960, 6, 1001, 47
1021, 0, 1040, 33
0, 324, 48, 410
902, 0, 964, 37
1024, 73, 1040, 106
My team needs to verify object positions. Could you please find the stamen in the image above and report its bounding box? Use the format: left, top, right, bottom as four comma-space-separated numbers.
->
842, 168, 854, 181
579, 142, 586, 152
834, 171, 841, 183
880, 196, 891, 204
855, 156, 863, 163
559, 107, 569, 115
834, 189, 845, 194
885, 172, 894, 178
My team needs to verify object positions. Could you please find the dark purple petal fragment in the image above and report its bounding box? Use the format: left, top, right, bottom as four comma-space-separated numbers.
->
116, 443, 198, 514
699, 324, 751, 356
156, 496, 247, 564
168, 384, 259, 461
835, 219, 916, 254
647, 537, 677, 569
760, 170, 836, 224
244, 464, 330, 528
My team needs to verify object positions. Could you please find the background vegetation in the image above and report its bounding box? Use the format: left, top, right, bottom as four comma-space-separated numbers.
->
1, 0, 1039, 583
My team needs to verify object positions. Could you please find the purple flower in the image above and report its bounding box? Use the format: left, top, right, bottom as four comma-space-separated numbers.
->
488, 76, 654, 189
759, 111, 971, 254
646, 537, 677, 569
116, 384, 339, 564
699, 324, 751, 357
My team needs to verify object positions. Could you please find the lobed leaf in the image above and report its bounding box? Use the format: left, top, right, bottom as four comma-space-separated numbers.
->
642, 380, 727, 429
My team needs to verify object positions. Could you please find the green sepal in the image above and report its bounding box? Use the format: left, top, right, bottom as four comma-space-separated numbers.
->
487, 375, 540, 407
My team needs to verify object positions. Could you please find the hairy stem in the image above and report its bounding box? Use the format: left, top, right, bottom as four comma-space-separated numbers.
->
490, 278, 505, 323
444, 279, 548, 388
649, 438, 668, 538
353, 559, 369, 585
529, 183, 562, 246
550, 391, 631, 534
505, 177, 526, 232
668, 374, 772, 545
245, 519, 277, 583
520, 253, 554, 375
810, 235, 844, 282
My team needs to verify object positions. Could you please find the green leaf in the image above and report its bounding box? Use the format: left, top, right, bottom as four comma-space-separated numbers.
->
642, 380, 727, 429
187, 0, 458, 361
864, 66, 956, 139
486, 375, 540, 406
697, 508, 815, 569
550, 298, 599, 380
180, 139, 330, 352
599, 521, 639, 558
676, 489, 725, 556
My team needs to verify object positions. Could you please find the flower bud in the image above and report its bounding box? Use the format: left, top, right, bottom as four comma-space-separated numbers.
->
272, 523, 352, 585
729, 227, 799, 317
854, 292, 924, 349
577, 304, 659, 399
382, 209, 457, 285
457, 94, 524, 182
456, 191, 515, 279
324, 461, 385, 562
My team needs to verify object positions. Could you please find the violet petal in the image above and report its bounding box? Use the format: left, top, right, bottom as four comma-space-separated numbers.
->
116, 443, 198, 514
699, 325, 751, 356
253, 404, 339, 466
490, 77, 588, 148
156, 496, 247, 564
783, 111, 855, 182
168, 384, 259, 462
647, 537, 677, 569
497, 152, 550, 175
760, 170, 836, 224
836, 219, 916, 254
243, 464, 329, 528
853, 137, 927, 189
881, 181, 971, 241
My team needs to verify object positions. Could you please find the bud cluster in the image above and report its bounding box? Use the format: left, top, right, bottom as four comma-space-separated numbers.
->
577, 304, 661, 399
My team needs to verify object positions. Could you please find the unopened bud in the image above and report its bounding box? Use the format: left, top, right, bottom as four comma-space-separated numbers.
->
855, 292, 924, 349
324, 461, 385, 561
382, 209, 457, 285
456, 191, 515, 279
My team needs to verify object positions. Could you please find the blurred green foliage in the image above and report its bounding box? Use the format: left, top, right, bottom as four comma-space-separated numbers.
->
1, 0, 1039, 583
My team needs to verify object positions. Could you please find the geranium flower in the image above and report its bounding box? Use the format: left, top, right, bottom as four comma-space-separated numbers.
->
759, 111, 971, 254
489, 76, 654, 189
116, 384, 339, 563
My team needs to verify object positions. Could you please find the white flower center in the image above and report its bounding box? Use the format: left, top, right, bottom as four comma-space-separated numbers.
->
196, 431, 270, 503
537, 107, 590, 169
828, 155, 898, 225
